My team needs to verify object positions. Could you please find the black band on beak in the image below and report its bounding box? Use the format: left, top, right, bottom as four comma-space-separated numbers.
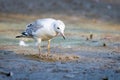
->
63, 36, 65, 40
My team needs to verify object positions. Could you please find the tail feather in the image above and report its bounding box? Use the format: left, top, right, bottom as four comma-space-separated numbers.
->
16, 32, 32, 38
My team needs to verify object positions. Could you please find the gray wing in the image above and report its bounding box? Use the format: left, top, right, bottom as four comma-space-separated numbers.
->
22, 22, 44, 37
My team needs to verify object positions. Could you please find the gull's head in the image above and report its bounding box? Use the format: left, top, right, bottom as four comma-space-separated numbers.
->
54, 20, 65, 39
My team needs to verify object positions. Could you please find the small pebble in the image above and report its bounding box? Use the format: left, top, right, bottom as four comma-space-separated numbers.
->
102, 77, 108, 80
90, 34, 93, 39
103, 43, 107, 47
7, 72, 13, 77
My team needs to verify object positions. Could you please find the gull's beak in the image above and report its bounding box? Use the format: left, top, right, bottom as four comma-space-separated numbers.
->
60, 32, 65, 40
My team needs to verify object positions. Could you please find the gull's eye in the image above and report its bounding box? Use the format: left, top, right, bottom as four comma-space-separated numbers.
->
57, 27, 60, 29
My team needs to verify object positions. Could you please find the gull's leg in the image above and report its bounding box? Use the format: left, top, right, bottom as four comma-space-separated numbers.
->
36, 38, 42, 56
47, 40, 51, 55
38, 43, 41, 56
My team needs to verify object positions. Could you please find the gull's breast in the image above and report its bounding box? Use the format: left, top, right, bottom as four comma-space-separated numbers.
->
33, 28, 57, 41
41, 35, 55, 41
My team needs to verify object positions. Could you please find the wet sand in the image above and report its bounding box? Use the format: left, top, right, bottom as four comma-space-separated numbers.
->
0, 42, 120, 80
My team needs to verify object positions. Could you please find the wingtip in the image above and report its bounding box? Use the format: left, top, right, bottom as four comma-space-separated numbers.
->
16, 35, 23, 38
16, 36, 20, 38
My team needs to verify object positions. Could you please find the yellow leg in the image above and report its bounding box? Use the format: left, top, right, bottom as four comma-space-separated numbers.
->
47, 40, 51, 54
38, 44, 41, 56
36, 38, 41, 57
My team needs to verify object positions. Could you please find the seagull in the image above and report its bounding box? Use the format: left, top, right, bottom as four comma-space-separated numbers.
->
16, 18, 65, 56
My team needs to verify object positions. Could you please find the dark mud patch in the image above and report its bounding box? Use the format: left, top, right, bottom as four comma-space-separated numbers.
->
25, 53, 80, 62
